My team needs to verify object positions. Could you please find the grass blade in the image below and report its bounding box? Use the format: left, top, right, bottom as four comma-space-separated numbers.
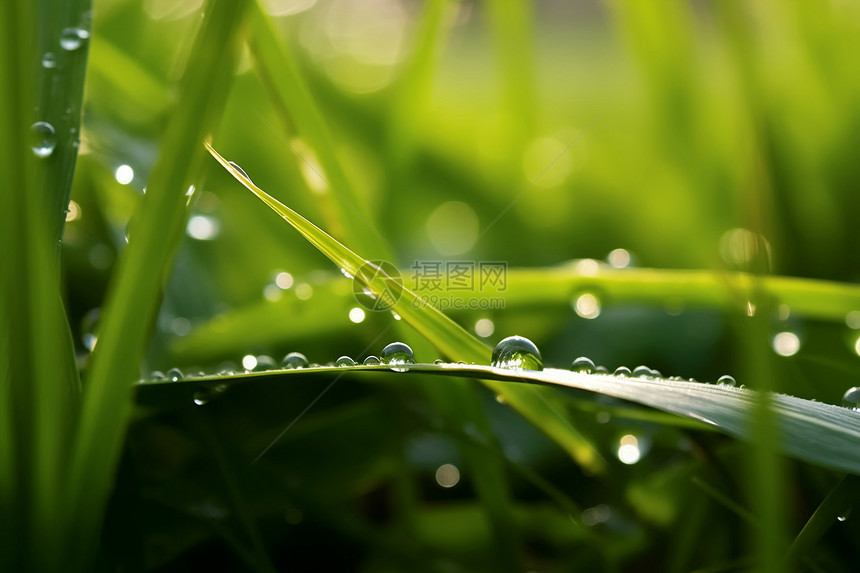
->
63, 1, 248, 568
140, 362, 860, 476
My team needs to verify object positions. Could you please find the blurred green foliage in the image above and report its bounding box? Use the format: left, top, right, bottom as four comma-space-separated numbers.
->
4, 0, 860, 570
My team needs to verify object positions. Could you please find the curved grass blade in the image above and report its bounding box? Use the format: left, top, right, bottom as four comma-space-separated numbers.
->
138, 362, 860, 476
204, 142, 605, 473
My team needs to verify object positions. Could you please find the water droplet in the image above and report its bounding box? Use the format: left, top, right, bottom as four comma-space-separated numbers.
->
363, 355, 380, 365
613, 366, 631, 377
59, 27, 84, 51
381, 342, 415, 372
433, 359, 444, 364
193, 389, 210, 406
837, 508, 852, 522
348, 307, 365, 323
80, 307, 100, 351
335, 355, 356, 367
718, 375, 737, 387
607, 248, 632, 268
150, 371, 166, 381
281, 352, 309, 369
30, 121, 56, 158
42, 52, 56, 68
491, 335, 543, 371
841, 387, 860, 411
632, 366, 655, 378
228, 161, 252, 181
570, 356, 595, 373
595, 365, 609, 374
167, 367, 184, 381
495, 394, 507, 404
252, 355, 276, 371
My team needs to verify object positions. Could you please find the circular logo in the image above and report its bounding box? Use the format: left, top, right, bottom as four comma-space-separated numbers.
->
352, 260, 403, 311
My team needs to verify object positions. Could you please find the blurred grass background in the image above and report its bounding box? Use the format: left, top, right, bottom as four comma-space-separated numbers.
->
12, 0, 860, 570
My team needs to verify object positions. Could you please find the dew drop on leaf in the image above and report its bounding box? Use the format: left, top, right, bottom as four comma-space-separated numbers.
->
166, 367, 184, 381
281, 352, 309, 369
362, 355, 380, 365
381, 342, 415, 372
31, 121, 56, 158
718, 375, 737, 387
252, 355, 276, 371
193, 389, 210, 406
42, 52, 56, 68
571, 356, 595, 373
59, 27, 84, 51
613, 366, 631, 377
841, 386, 860, 411
491, 335, 543, 371
336, 355, 356, 366
632, 365, 655, 378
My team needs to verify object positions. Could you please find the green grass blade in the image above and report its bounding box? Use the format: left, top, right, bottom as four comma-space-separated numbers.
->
63, 1, 248, 568
140, 362, 860, 476
206, 142, 604, 471
0, 1, 87, 569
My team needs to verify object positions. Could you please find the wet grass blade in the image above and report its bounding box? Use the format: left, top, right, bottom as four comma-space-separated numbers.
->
63, 1, 248, 568
139, 363, 860, 476
0, 1, 88, 569
205, 142, 605, 473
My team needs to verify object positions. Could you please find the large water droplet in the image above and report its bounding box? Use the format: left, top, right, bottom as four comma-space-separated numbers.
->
570, 356, 595, 373
59, 27, 84, 51
491, 336, 543, 371
841, 387, 860, 411
718, 375, 737, 387
281, 352, 308, 369
166, 367, 184, 381
31, 121, 56, 158
381, 342, 415, 372
613, 366, 631, 377
363, 355, 380, 365
335, 355, 356, 367
252, 355, 276, 372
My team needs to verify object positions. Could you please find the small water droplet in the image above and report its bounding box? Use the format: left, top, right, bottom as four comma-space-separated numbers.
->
632, 365, 655, 378
42, 52, 56, 68
595, 365, 609, 374
381, 342, 415, 372
30, 121, 56, 158
718, 375, 737, 387
193, 389, 210, 406
363, 355, 380, 365
252, 355, 276, 371
841, 387, 860, 411
495, 394, 507, 404
613, 366, 631, 377
167, 367, 184, 381
281, 352, 308, 369
81, 307, 100, 351
837, 508, 852, 522
335, 355, 356, 367
571, 356, 595, 373
150, 371, 166, 381
60, 27, 84, 51
228, 161, 251, 181
433, 359, 444, 364
491, 335, 543, 371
